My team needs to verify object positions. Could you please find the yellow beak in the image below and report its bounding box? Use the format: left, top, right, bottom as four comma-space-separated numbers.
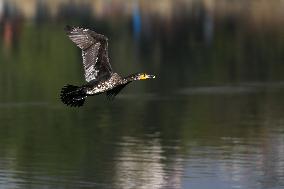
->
139, 74, 156, 80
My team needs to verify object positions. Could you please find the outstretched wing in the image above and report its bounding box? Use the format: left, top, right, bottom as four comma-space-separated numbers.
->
65, 25, 113, 82
106, 83, 128, 100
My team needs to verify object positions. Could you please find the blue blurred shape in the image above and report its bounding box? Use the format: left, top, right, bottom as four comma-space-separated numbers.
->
132, 2, 141, 40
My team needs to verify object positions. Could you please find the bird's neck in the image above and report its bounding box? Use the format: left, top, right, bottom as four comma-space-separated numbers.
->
122, 77, 133, 84
122, 74, 136, 84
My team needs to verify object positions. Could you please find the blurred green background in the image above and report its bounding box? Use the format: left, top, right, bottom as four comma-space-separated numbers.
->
0, 0, 284, 189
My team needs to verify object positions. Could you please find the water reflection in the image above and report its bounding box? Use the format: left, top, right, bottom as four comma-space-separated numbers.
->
0, 90, 283, 188
0, 0, 284, 189
114, 136, 182, 189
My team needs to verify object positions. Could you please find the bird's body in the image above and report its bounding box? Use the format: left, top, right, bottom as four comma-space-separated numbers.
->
85, 73, 124, 95
60, 26, 155, 107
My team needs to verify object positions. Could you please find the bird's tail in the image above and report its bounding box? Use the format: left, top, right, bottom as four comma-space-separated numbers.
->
60, 85, 87, 107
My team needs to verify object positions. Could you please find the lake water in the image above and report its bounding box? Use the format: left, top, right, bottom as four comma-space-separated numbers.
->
0, 1, 284, 189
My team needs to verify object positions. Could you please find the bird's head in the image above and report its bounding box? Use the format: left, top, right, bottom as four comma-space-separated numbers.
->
134, 73, 156, 80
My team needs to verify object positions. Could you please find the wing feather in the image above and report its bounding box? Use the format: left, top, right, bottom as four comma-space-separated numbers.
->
65, 26, 94, 50
106, 83, 128, 100
82, 43, 100, 82
65, 25, 113, 82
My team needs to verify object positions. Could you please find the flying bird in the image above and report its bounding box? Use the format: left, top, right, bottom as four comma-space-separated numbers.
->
60, 26, 155, 107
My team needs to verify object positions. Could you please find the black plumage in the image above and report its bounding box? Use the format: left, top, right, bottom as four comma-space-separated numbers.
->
60, 26, 155, 107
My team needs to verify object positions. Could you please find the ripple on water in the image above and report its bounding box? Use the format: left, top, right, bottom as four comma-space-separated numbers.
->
177, 82, 284, 96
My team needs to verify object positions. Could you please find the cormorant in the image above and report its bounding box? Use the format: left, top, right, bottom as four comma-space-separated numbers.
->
60, 26, 155, 107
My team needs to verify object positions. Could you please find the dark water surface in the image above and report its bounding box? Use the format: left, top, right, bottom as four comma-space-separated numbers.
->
0, 1, 284, 189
